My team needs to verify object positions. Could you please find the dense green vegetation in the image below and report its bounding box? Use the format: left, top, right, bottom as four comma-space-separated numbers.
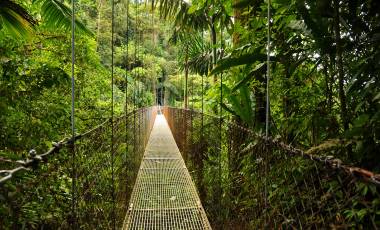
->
1, 0, 379, 228
158, 0, 380, 171
157, 0, 380, 227
0, 0, 174, 155
1, 2, 170, 227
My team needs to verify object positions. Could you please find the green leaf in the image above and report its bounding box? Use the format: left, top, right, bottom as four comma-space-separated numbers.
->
187, 4, 198, 14
37, 0, 93, 36
373, 92, 380, 102
210, 49, 271, 75
0, 0, 36, 37
232, 63, 266, 92
357, 209, 367, 220
353, 114, 369, 127
221, 103, 236, 116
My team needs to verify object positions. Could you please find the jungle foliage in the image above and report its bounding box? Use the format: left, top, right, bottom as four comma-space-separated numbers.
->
0, 0, 379, 228
0, 0, 173, 227
160, 0, 380, 171
157, 0, 380, 227
0, 0, 175, 157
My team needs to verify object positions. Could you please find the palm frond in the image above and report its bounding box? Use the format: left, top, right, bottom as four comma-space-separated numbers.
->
36, 0, 93, 36
0, 0, 93, 37
0, 0, 35, 37
187, 35, 213, 75
147, 0, 209, 31
210, 49, 268, 75
173, 2, 208, 31
174, 33, 214, 76
147, 0, 183, 19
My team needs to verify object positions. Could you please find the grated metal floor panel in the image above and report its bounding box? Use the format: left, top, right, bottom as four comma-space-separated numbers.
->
123, 115, 211, 230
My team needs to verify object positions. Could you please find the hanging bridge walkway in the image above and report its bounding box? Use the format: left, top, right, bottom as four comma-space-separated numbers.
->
123, 113, 211, 229
1, 106, 379, 229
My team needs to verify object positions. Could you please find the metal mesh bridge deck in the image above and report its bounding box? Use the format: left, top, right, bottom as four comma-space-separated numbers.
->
123, 114, 211, 229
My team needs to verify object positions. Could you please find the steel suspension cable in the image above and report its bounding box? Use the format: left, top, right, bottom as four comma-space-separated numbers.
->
70, 0, 77, 227
218, 16, 224, 223
151, 3, 156, 106
125, 0, 130, 182
136, 1, 141, 152
265, 0, 272, 225
134, 0, 137, 111
132, 0, 137, 160
191, 73, 194, 110
181, 52, 186, 109
138, 4, 142, 108
125, 0, 130, 116
111, 0, 116, 228
266, 0, 271, 137
201, 30, 204, 116
136, 0, 140, 109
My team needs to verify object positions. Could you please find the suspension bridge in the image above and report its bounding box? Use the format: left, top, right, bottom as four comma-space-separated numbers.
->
1, 0, 380, 228
1, 106, 379, 229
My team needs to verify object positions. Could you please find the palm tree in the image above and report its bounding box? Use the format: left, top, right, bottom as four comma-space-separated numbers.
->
149, 0, 228, 108
150, 0, 228, 68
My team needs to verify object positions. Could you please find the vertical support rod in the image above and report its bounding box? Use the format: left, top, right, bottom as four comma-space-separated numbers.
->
182, 67, 184, 108
134, 0, 138, 110
201, 31, 204, 130
266, 0, 271, 137
70, 0, 77, 228
151, 4, 157, 106
133, 0, 137, 171
124, 0, 130, 208
191, 74, 194, 110
265, 0, 271, 226
184, 42, 189, 109
125, 0, 130, 120
111, 0, 116, 228
218, 17, 224, 224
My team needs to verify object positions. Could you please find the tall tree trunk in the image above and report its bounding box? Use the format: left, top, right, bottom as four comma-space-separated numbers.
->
333, 0, 348, 131
232, 0, 241, 46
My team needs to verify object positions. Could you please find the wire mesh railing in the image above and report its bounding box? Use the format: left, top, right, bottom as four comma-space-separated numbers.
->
0, 106, 157, 229
162, 106, 380, 229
